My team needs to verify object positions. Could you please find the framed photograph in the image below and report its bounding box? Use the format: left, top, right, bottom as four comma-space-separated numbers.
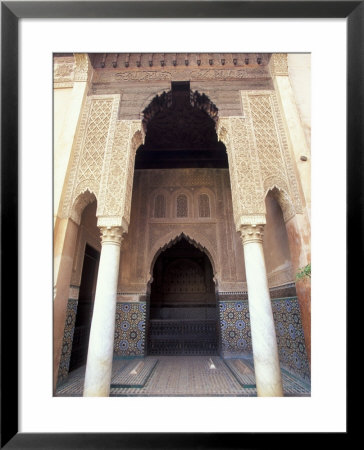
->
2, 1, 358, 448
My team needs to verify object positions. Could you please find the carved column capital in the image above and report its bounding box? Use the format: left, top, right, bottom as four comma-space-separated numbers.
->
269, 53, 288, 76
99, 226, 124, 245
240, 224, 265, 245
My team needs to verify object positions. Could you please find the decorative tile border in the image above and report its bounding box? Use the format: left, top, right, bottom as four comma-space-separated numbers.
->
57, 298, 78, 385
270, 283, 297, 299
114, 302, 147, 357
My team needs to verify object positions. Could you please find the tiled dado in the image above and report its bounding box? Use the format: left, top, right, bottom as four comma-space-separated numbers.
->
218, 296, 310, 381
57, 298, 78, 385
114, 302, 146, 357
272, 297, 310, 381
218, 299, 252, 357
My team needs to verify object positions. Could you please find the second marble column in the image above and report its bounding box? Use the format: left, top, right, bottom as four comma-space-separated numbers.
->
241, 224, 283, 397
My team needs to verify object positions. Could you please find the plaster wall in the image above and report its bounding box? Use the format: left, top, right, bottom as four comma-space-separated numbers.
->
287, 54, 311, 147
54, 87, 73, 219
263, 193, 293, 287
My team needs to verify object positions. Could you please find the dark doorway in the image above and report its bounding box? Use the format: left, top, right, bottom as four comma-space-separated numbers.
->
147, 238, 219, 355
69, 244, 100, 371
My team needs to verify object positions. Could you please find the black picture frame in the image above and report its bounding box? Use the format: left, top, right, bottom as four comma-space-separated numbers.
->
1, 1, 359, 448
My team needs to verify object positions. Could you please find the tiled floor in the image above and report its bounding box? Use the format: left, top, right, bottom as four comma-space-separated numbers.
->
55, 355, 310, 397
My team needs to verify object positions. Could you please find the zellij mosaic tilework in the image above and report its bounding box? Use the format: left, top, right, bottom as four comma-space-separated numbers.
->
114, 302, 146, 357
219, 297, 310, 381
272, 297, 310, 381
57, 298, 78, 384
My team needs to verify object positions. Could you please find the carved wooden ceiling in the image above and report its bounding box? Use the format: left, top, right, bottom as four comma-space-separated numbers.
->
135, 82, 228, 169
90, 53, 271, 70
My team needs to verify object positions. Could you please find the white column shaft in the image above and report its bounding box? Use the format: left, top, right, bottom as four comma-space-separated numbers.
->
83, 236, 121, 396
243, 237, 283, 397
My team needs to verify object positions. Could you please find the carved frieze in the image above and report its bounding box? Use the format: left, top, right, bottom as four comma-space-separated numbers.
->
149, 168, 215, 188
94, 67, 270, 84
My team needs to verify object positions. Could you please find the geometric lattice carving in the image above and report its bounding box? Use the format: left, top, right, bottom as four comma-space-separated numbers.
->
198, 194, 210, 218
249, 94, 284, 181
154, 194, 166, 218
61, 95, 120, 219
218, 88, 303, 230
244, 91, 302, 215
78, 99, 113, 184
176, 194, 188, 217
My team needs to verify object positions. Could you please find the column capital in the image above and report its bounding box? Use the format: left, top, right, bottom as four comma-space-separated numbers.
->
99, 226, 124, 245
240, 224, 265, 245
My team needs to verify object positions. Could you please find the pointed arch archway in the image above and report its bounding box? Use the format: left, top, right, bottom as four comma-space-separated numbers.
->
146, 235, 220, 356
147, 231, 220, 285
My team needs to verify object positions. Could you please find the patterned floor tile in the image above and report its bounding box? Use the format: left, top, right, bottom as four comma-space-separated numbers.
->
111, 358, 158, 387
55, 355, 310, 397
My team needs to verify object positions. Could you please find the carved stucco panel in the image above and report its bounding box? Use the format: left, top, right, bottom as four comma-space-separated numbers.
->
149, 168, 214, 188
97, 120, 144, 225
73, 53, 93, 82
269, 53, 288, 76
61, 94, 120, 219
246, 91, 302, 212
270, 93, 303, 213
53, 56, 75, 87
217, 116, 265, 230
244, 90, 302, 216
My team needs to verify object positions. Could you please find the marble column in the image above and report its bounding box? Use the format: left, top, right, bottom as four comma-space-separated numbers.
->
241, 224, 283, 397
83, 226, 123, 397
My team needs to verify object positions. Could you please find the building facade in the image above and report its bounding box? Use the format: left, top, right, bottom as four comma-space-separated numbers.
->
53, 53, 311, 397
